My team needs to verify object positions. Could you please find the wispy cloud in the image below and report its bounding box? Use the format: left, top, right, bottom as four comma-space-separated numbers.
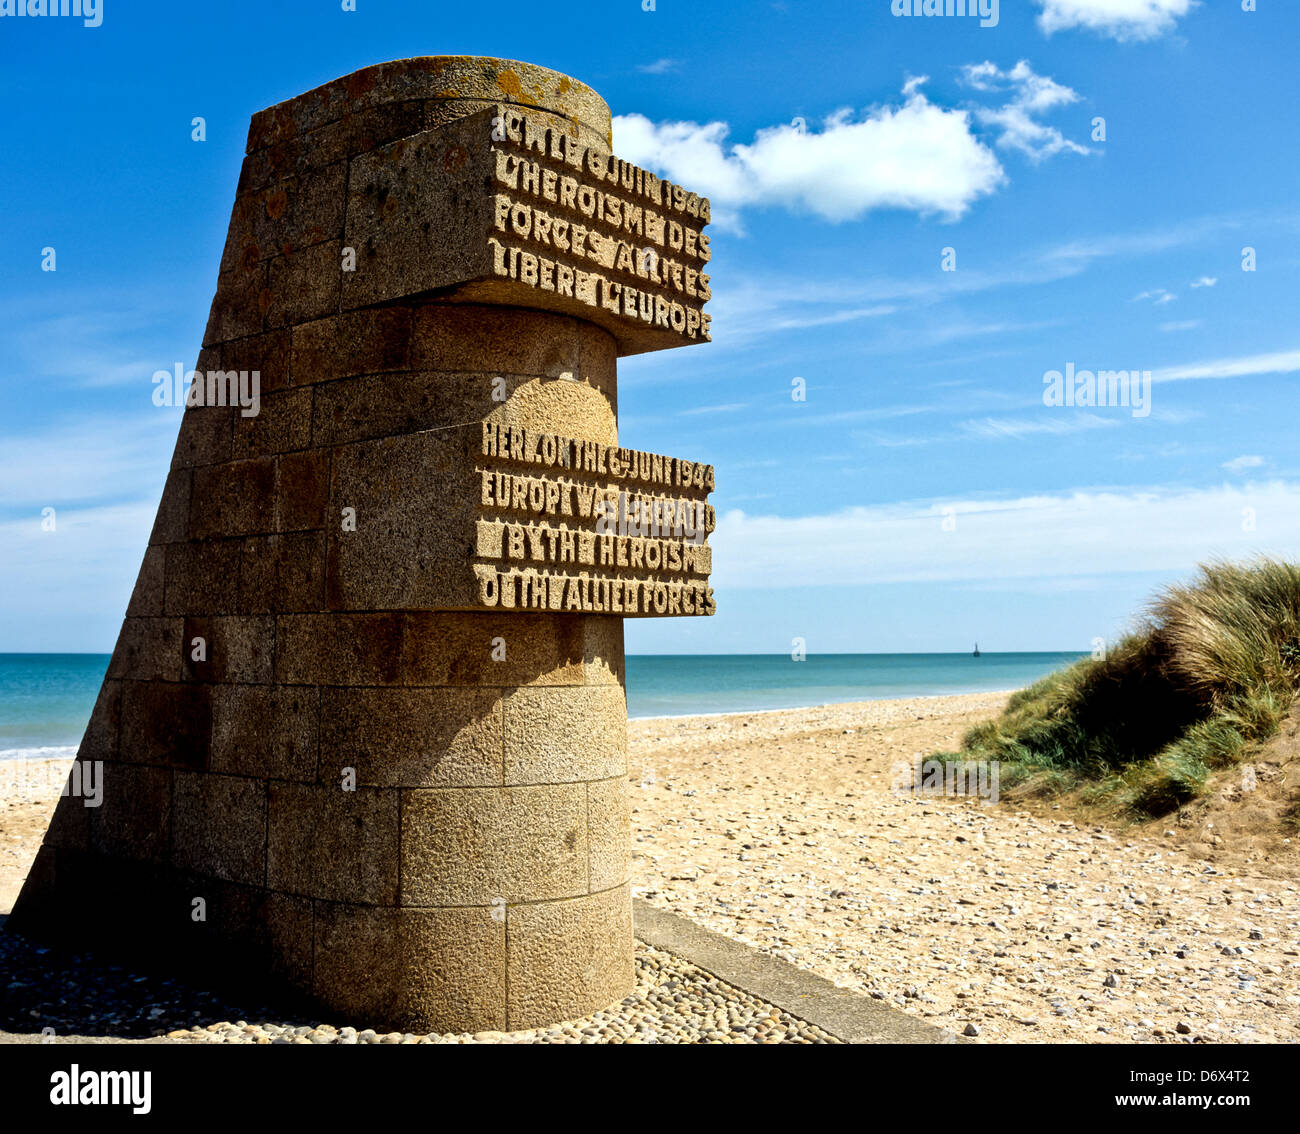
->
1041, 214, 1237, 272
712, 479, 1300, 590
701, 279, 902, 344
960, 413, 1123, 440
1134, 287, 1177, 305
849, 432, 934, 449
1154, 348, 1300, 383
764, 304, 899, 332
678, 402, 749, 416
632, 210, 1276, 357
635, 58, 678, 75
5, 296, 193, 390
1223, 455, 1265, 474
0, 499, 160, 650
0, 413, 176, 512
1190, 275, 1218, 288
959, 60, 1091, 161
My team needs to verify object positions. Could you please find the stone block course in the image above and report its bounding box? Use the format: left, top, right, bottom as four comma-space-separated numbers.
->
506, 885, 635, 1029
172, 771, 268, 885
210, 683, 319, 782
319, 686, 502, 787
118, 680, 212, 770
267, 781, 399, 904
502, 684, 627, 784
587, 776, 632, 892
400, 784, 588, 906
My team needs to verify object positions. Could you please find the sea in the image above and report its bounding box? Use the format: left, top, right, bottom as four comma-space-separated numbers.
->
0, 651, 1085, 760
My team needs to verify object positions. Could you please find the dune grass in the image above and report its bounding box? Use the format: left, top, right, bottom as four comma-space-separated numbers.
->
946, 559, 1300, 817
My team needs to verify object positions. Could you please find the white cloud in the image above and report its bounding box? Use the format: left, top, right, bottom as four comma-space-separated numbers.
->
1190, 276, 1218, 288
1, 502, 157, 583
678, 402, 748, 416
961, 61, 1078, 114
760, 304, 899, 333
960, 60, 1091, 161
1223, 455, 1265, 474
611, 117, 752, 231
711, 480, 1300, 590
613, 79, 1005, 229
1035, 0, 1198, 42
960, 413, 1123, 440
635, 58, 677, 75
1134, 287, 1176, 304
971, 107, 1088, 163
1154, 348, 1300, 382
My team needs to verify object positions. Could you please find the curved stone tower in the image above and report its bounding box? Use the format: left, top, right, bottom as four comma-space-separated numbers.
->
9, 57, 715, 1032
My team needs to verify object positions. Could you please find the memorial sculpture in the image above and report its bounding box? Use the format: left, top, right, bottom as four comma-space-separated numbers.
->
10, 56, 715, 1033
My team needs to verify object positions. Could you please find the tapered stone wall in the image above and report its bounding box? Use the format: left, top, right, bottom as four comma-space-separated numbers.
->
10, 57, 714, 1032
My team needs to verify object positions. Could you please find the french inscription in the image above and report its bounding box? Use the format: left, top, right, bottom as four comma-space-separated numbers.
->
487, 108, 713, 343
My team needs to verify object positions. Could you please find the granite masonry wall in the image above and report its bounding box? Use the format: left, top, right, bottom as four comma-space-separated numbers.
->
10, 56, 714, 1032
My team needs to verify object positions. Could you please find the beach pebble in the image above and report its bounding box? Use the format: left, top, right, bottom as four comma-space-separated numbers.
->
0, 928, 840, 1045
625, 693, 1300, 1046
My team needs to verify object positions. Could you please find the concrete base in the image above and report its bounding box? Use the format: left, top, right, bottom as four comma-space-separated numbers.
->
632, 901, 957, 1044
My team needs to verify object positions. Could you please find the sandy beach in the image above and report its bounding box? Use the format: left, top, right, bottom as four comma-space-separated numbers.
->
628, 691, 1300, 1044
3, 690, 1298, 1043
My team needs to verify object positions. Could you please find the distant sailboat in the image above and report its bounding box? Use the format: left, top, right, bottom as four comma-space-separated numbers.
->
973, 642, 981, 657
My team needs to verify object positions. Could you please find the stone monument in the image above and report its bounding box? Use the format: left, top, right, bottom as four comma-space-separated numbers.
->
9, 56, 715, 1033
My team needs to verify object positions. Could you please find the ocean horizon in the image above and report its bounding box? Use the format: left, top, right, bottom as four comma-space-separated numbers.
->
0, 650, 1084, 760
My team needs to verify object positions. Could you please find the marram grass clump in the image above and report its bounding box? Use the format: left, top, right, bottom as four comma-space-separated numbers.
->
949, 559, 1300, 817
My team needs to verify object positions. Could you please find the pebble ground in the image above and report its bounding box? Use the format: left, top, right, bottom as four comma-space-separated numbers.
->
630, 694, 1300, 1044
0, 925, 838, 1044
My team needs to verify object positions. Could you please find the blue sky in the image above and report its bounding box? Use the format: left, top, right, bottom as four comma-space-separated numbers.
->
2, 0, 1297, 654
